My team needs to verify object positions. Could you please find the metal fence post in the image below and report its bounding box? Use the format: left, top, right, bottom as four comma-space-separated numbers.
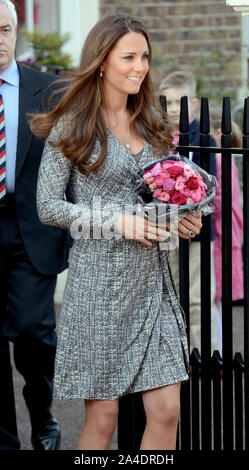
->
221, 96, 233, 450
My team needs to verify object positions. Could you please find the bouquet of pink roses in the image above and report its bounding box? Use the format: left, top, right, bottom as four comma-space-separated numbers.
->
134, 155, 217, 223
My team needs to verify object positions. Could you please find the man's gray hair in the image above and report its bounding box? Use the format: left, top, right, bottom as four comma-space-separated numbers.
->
0, 0, 18, 28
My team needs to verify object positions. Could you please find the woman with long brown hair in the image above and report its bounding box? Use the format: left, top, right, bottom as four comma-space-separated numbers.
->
31, 15, 202, 450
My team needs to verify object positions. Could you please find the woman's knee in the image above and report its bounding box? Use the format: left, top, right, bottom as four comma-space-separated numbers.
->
143, 386, 181, 427
152, 399, 179, 427
85, 400, 118, 435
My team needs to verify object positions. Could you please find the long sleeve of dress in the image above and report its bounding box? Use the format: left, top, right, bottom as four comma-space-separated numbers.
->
37, 124, 128, 237
37, 135, 75, 231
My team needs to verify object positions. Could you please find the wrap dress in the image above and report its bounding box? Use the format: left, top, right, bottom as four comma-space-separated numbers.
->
36, 122, 189, 400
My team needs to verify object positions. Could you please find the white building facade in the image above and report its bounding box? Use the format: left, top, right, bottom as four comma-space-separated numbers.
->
15, 0, 99, 67
226, 0, 249, 15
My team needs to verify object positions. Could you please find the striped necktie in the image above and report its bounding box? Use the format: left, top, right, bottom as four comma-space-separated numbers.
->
0, 79, 6, 200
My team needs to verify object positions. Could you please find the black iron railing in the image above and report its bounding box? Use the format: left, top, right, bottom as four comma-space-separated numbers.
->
118, 95, 249, 450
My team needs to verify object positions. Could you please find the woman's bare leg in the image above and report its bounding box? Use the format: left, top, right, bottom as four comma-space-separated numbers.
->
77, 399, 119, 450
140, 383, 181, 450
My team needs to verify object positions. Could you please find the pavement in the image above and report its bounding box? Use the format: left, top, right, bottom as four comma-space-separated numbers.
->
11, 271, 244, 451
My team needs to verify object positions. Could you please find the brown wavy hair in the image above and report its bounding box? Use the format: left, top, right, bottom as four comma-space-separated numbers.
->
29, 14, 174, 175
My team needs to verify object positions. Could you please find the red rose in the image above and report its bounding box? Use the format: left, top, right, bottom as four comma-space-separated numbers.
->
187, 177, 200, 190
168, 165, 184, 177
168, 188, 176, 196
171, 192, 187, 205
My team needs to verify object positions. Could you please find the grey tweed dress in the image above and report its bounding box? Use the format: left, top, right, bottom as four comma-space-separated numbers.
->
36, 122, 189, 400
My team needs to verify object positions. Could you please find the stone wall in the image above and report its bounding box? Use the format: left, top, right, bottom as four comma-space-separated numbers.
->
99, 0, 243, 104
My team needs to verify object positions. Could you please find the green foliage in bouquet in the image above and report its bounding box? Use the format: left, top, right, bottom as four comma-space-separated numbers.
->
20, 27, 73, 69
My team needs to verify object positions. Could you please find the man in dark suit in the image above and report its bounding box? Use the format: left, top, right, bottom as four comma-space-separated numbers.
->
0, 0, 70, 450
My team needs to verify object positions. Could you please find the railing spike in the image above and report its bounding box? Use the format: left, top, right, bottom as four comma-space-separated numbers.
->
179, 96, 189, 134
233, 352, 245, 370
200, 97, 210, 134
221, 96, 232, 135
243, 96, 249, 136
190, 347, 202, 364
211, 350, 223, 367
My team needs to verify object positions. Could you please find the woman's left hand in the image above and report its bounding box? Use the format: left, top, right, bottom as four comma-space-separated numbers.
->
178, 210, 202, 240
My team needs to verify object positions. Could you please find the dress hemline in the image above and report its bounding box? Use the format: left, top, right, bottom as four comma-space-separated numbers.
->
53, 374, 189, 401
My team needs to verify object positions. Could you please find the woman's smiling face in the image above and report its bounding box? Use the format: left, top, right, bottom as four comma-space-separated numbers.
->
101, 31, 150, 99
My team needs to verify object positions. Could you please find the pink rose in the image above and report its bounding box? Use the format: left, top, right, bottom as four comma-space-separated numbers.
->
143, 171, 154, 183
145, 177, 155, 184
154, 175, 166, 187
183, 167, 195, 179
163, 178, 175, 192
190, 187, 202, 202
171, 192, 187, 205
180, 186, 191, 197
175, 182, 185, 192
176, 161, 187, 168
149, 177, 155, 185
160, 172, 170, 181
162, 160, 177, 169
176, 175, 187, 183
149, 182, 157, 191
161, 171, 171, 179
183, 164, 192, 170
157, 191, 170, 202
153, 188, 163, 198
150, 162, 162, 176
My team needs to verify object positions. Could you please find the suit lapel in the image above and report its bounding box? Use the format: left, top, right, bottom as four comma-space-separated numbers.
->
15, 65, 42, 181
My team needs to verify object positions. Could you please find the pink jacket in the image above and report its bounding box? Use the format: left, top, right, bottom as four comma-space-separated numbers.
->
212, 155, 243, 248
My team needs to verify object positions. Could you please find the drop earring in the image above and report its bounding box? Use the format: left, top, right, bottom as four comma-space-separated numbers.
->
100, 71, 103, 78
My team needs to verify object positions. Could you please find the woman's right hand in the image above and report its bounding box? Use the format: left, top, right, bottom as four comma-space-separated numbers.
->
115, 214, 171, 247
